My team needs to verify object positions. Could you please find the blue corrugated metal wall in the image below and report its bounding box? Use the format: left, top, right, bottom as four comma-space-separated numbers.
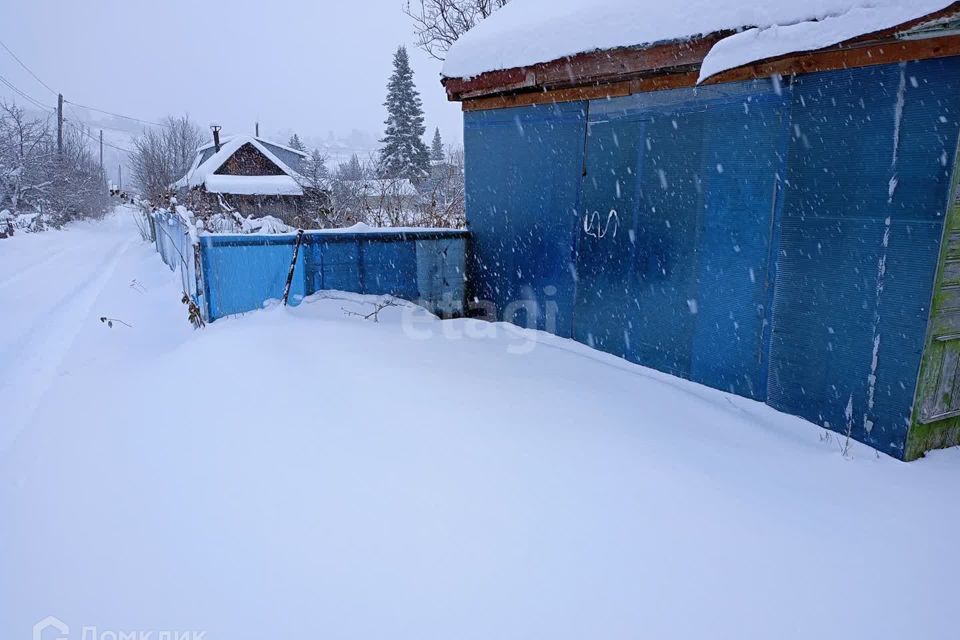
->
768, 60, 960, 457
574, 84, 791, 397
464, 58, 960, 457
200, 230, 466, 321
465, 101, 587, 336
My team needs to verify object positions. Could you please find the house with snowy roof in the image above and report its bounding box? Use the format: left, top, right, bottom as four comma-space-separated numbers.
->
442, 0, 960, 459
175, 132, 327, 224
348, 178, 420, 208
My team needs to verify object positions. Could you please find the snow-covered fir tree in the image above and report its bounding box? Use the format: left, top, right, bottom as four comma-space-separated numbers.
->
379, 46, 430, 182
300, 149, 330, 187
287, 133, 306, 152
430, 127, 445, 164
337, 154, 365, 181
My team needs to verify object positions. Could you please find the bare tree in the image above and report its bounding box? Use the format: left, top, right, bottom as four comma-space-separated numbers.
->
329, 154, 370, 224
327, 151, 464, 229
404, 0, 510, 60
418, 145, 464, 228
0, 101, 54, 213
130, 115, 204, 203
292, 148, 336, 228
46, 124, 111, 225
0, 100, 109, 229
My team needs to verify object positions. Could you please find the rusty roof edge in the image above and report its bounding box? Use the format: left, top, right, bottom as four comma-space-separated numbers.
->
443, 2, 960, 102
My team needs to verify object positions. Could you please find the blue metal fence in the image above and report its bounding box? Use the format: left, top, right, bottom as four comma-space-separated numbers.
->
198, 229, 467, 321
152, 208, 204, 313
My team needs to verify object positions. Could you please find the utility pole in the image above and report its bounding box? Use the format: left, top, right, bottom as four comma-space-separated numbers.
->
255, 121, 259, 137
57, 93, 63, 156
99, 129, 103, 169
118, 164, 122, 190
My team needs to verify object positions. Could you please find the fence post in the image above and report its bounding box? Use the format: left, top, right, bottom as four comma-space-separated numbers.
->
358, 238, 366, 295
193, 242, 206, 317
283, 229, 305, 306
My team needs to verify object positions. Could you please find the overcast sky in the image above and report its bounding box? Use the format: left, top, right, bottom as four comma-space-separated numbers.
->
1, 0, 463, 151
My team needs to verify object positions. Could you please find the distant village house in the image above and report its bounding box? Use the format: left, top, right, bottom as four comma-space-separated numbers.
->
174, 131, 329, 226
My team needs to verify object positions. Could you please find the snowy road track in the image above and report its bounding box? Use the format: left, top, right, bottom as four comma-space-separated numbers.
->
0, 217, 137, 452
1, 211, 959, 640
0, 248, 67, 291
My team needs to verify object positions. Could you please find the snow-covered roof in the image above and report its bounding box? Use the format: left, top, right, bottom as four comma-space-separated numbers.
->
202, 175, 304, 197
175, 135, 305, 197
342, 179, 420, 198
197, 135, 308, 158
442, 0, 958, 82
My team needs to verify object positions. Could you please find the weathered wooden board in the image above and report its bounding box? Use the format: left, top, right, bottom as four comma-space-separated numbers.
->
448, 4, 960, 112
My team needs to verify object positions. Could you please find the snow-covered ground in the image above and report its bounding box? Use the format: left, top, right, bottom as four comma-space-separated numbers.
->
2, 209, 959, 639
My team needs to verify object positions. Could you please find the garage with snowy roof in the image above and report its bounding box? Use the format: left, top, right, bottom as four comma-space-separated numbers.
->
443, 0, 960, 459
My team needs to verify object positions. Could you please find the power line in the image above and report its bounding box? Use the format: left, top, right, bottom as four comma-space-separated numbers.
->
65, 120, 134, 154
70, 123, 133, 154
0, 37, 58, 96
64, 104, 135, 153
0, 72, 54, 111
64, 99, 169, 129
0, 43, 146, 157
0, 77, 133, 154
0, 74, 137, 155
0, 38, 168, 129
0, 67, 133, 164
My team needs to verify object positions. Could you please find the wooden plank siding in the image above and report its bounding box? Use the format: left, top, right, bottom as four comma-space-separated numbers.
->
908, 139, 960, 458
